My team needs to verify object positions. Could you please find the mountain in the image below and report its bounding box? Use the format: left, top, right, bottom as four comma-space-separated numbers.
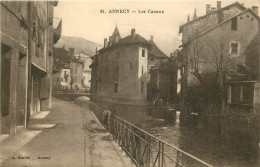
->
55, 36, 103, 57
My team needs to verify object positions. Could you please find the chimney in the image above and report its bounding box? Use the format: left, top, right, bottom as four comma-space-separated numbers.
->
150, 35, 153, 41
217, 1, 221, 10
211, 7, 216, 11
131, 28, 136, 37
193, 9, 197, 20
187, 14, 190, 22
68, 48, 75, 57
108, 36, 112, 46
104, 38, 108, 48
252, 6, 258, 15
206, 4, 211, 14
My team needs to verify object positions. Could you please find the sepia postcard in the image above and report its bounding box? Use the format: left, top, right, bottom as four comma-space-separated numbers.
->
1, 0, 260, 167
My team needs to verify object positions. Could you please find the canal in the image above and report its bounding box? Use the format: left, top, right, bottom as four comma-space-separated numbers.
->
78, 98, 260, 167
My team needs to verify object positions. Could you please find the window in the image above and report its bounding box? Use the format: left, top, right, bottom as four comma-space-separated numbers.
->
114, 83, 118, 93
57, 77, 60, 82
115, 66, 119, 75
141, 82, 144, 92
115, 51, 120, 60
33, 20, 37, 40
130, 62, 133, 69
239, 85, 243, 102
231, 42, 238, 54
231, 17, 237, 31
64, 71, 68, 82
130, 54, 133, 62
150, 65, 154, 70
116, 35, 119, 43
142, 65, 144, 74
142, 49, 145, 57
61, 78, 63, 82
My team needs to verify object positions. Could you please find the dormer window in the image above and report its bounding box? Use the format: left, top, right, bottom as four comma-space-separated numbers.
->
115, 35, 119, 43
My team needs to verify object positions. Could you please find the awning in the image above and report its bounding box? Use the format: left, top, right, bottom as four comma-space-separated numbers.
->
32, 62, 47, 77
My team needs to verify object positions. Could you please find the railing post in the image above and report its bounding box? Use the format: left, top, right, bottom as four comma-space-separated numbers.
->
176, 151, 182, 167
161, 142, 164, 167
146, 134, 151, 167
158, 141, 161, 167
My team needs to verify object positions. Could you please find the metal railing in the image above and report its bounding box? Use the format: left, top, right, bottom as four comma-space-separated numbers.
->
76, 100, 213, 167
108, 115, 213, 167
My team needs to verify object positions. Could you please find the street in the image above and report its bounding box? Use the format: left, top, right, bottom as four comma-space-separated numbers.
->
1, 98, 134, 167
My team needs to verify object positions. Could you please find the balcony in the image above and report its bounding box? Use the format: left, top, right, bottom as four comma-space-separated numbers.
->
53, 17, 62, 44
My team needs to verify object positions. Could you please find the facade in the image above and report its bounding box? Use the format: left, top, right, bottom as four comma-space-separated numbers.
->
147, 36, 168, 100
225, 32, 260, 116
179, 1, 259, 115
150, 50, 183, 104
1, 1, 61, 135
70, 49, 84, 90
90, 27, 152, 104
75, 52, 92, 89
53, 69, 71, 90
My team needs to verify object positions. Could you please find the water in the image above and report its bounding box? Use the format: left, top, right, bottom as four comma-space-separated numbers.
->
85, 100, 260, 167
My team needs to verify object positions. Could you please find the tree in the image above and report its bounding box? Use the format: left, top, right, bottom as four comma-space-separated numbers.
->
186, 36, 234, 115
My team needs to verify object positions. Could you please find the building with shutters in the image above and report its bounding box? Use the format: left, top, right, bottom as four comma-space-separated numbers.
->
90, 27, 152, 104
0, 1, 61, 136
178, 1, 260, 115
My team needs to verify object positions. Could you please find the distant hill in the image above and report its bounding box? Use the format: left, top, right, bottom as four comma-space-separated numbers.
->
55, 36, 102, 56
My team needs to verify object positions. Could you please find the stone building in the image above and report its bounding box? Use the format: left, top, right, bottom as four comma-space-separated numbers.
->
147, 36, 168, 100
75, 52, 92, 90
90, 27, 152, 104
178, 1, 259, 115
69, 48, 84, 90
150, 50, 183, 104
53, 47, 71, 90
1, 1, 61, 136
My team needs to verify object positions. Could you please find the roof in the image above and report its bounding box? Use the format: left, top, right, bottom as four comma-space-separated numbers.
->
98, 34, 152, 53
112, 26, 121, 39
179, 2, 246, 33
180, 9, 260, 47
151, 59, 172, 72
149, 39, 168, 58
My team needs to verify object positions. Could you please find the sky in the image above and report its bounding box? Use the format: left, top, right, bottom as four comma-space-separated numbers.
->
54, 0, 259, 56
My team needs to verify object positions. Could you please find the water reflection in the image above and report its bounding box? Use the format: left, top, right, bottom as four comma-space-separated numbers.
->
92, 100, 260, 167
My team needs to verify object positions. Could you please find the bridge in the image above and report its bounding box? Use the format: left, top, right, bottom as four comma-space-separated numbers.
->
52, 91, 95, 100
